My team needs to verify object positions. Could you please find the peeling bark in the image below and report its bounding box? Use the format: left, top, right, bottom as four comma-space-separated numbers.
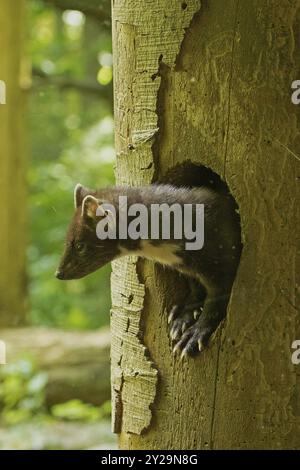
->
111, 0, 201, 436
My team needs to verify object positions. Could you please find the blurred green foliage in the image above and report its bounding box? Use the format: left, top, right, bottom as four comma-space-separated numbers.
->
51, 399, 111, 422
0, 359, 47, 424
0, 2, 115, 449
26, 1, 114, 329
0, 359, 110, 425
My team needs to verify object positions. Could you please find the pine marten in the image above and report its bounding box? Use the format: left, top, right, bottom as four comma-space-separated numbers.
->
56, 183, 241, 358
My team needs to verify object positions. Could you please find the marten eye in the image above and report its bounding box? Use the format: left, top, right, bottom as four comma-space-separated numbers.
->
75, 242, 86, 254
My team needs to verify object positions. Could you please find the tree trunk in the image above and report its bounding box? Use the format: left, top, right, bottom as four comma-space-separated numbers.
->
1, 327, 111, 406
111, 0, 299, 449
0, 0, 27, 326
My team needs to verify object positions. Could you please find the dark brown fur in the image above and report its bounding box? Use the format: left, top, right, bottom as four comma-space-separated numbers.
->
56, 184, 242, 356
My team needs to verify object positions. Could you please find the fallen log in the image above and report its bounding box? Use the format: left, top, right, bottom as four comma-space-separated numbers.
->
0, 327, 111, 406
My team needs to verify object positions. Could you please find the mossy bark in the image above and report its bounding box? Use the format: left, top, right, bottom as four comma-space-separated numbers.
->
111, 0, 300, 449
0, 0, 27, 326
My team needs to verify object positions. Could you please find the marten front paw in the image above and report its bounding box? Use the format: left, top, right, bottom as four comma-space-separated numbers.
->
170, 297, 227, 358
172, 317, 214, 358
168, 302, 203, 343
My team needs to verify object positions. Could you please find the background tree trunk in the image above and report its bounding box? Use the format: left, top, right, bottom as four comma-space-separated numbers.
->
111, 0, 299, 449
0, 0, 27, 326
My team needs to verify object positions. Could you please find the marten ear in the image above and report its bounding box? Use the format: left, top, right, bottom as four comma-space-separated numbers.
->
81, 195, 105, 220
74, 183, 91, 209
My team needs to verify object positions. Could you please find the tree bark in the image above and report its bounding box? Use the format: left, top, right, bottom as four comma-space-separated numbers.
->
111, 0, 299, 449
1, 327, 111, 406
0, 0, 27, 326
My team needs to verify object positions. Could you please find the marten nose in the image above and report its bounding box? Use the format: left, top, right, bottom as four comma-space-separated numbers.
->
55, 270, 64, 280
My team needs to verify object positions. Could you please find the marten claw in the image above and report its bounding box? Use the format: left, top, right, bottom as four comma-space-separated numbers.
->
168, 303, 204, 346
171, 321, 213, 357
172, 342, 181, 355
193, 309, 202, 320
168, 305, 179, 324
170, 324, 181, 341
180, 349, 188, 361
169, 315, 195, 341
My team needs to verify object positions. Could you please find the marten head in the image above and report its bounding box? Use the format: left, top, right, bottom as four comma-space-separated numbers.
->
56, 184, 119, 280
